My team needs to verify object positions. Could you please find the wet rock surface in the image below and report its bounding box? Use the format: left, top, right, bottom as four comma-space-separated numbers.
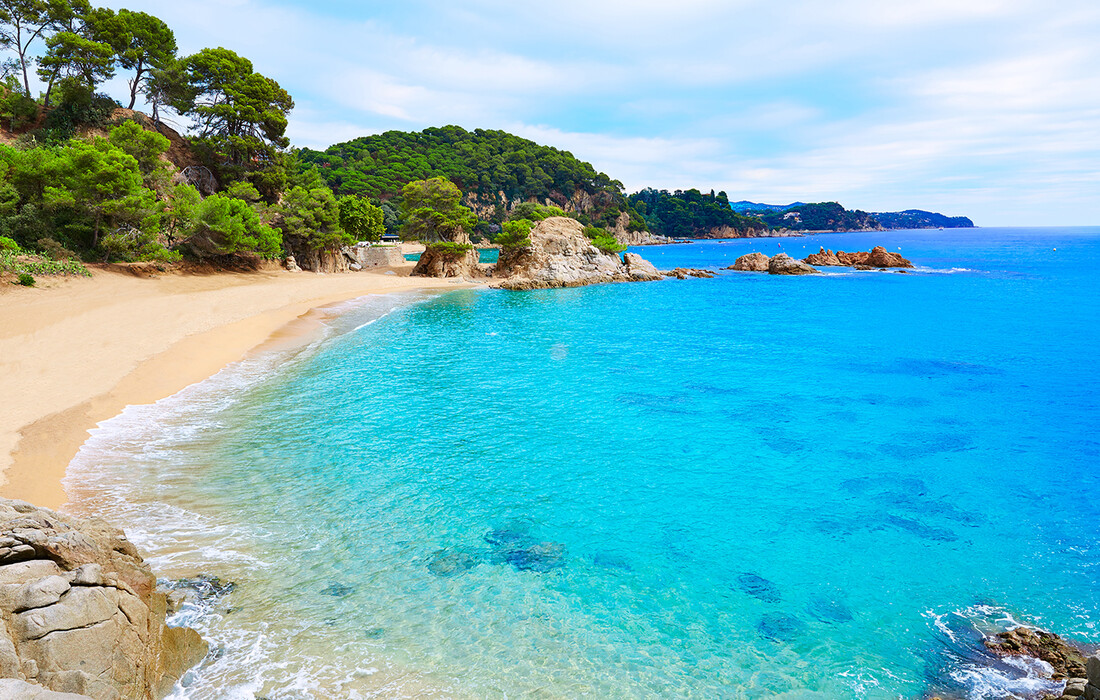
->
986, 627, 1088, 681
768, 253, 821, 275
664, 267, 716, 279
0, 499, 207, 700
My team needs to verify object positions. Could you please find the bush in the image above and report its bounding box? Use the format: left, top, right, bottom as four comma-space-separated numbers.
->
16, 272, 34, 286
35, 237, 74, 260
425, 241, 473, 260
592, 234, 625, 254
42, 83, 119, 141
0, 250, 91, 277
495, 219, 532, 250
0, 236, 18, 253
510, 202, 567, 222
99, 227, 181, 263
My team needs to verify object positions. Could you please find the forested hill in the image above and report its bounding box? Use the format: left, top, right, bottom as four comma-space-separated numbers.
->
296, 127, 638, 228
873, 210, 975, 229
756, 202, 878, 231
627, 189, 766, 238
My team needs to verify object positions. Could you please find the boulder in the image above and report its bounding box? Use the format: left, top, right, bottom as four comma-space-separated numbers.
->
803, 247, 842, 266
985, 626, 1087, 681
0, 499, 207, 700
731, 252, 770, 271
492, 217, 658, 290
768, 253, 820, 275
664, 268, 715, 279
835, 246, 913, 268
623, 252, 662, 281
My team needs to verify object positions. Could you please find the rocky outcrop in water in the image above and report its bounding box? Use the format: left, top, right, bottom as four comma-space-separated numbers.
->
768, 253, 820, 275
805, 246, 913, 268
985, 627, 1087, 682
411, 230, 482, 279
664, 268, 716, 279
0, 499, 206, 700
492, 217, 661, 290
623, 253, 661, 280
729, 252, 770, 271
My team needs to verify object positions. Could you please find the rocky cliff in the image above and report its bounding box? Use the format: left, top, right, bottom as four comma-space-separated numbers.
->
492, 217, 661, 290
0, 499, 206, 700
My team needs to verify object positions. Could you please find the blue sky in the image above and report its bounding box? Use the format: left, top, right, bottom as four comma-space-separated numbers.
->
93, 0, 1100, 225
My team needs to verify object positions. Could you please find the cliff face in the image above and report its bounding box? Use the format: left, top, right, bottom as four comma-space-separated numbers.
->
462, 189, 616, 223
493, 217, 661, 290
0, 499, 207, 700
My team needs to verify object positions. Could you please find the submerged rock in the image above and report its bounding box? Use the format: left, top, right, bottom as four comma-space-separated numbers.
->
768, 253, 820, 275
320, 582, 356, 598
737, 573, 781, 603
806, 596, 854, 623
731, 252, 770, 271
484, 527, 566, 573
0, 498, 207, 700
757, 613, 805, 642
427, 549, 483, 578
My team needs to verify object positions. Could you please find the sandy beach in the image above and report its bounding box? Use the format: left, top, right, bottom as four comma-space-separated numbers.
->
0, 265, 478, 511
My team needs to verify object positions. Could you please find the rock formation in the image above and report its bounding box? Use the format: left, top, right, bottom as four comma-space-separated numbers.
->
803, 247, 843, 266
730, 252, 770, 271
0, 499, 206, 700
411, 235, 481, 279
492, 217, 661, 290
768, 253, 820, 275
664, 268, 716, 279
985, 627, 1087, 681
824, 246, 913, 268
342, 243, 407, 270
623, 253, 661, 280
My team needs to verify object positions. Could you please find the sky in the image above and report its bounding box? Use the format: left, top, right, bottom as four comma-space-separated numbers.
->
87, 0, 1100, 225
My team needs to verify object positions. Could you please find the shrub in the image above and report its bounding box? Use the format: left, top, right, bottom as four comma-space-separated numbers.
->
495, 219, 532, 250
425, 241, 473, 260
35, 237, 75, 261
16, 272, 34, 286
0, 236, 18, 253
592, 234, 625, 254
99, 227, 181, 263
510, 202, 567, 222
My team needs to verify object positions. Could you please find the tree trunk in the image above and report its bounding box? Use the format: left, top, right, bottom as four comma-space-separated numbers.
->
127, 62, 144, 110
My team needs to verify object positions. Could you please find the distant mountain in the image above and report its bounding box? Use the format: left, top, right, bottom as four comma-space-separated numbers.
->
731, 201, 974, 230
729, 200, 805, 214
872, 210, 974, 229
756, 202, 878, 232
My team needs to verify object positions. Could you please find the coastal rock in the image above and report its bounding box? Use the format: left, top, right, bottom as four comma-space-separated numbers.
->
731, 252, 770, 271
768, 254, 820, 275
411, 231, 482, 279
985, 626, 1087, 681
0, 679, 91, 699
835, 246, 913, 268
492, 217, 659, 290
0, 499, 207, 700
803, 247, 842, 266
623, 252, 662, 280
664, 268, 716, 279
343, 243, 407, 270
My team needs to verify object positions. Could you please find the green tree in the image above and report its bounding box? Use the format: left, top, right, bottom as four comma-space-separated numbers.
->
180, 47, 293, 196
97, 8, 176, 110
278, 185, 350, 251
41, 138, 158, 247
400, 176, 476, 242
337, 195, 384, 242
37, 24, 114, 105
144, 56, 195, 126
107, 119, 169, 185
189, 193, 281, 258
0, 0, 80, 96
495, 218, 531, 249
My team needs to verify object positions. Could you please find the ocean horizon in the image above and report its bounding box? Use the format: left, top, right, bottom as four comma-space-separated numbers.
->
65, 227, 1100, 699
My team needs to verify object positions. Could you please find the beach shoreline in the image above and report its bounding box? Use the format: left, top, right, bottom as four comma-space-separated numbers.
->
0, 265, 481, 511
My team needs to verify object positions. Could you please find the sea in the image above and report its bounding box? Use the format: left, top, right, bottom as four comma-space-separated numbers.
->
65, 227, 1100, 699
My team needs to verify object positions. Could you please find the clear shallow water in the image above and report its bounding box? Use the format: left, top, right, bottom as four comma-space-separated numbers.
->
67, 228, 1100, 699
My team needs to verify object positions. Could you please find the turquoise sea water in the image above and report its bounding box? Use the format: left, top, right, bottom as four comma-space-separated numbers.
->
67, 228, 1099, 699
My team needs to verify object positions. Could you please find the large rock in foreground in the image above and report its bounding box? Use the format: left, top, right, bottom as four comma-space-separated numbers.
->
0, 500, 207, 699
411, 241, 481, 279
768, 253, 820, 275
493, 217, 661, 290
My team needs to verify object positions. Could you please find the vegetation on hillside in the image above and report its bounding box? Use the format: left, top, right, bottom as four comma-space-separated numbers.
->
756, 201, 878, 231
296, 126, 647, 233
628, 188, 765, 237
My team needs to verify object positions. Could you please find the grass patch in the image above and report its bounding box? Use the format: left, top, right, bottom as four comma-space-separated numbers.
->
1, 251, 92, 278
